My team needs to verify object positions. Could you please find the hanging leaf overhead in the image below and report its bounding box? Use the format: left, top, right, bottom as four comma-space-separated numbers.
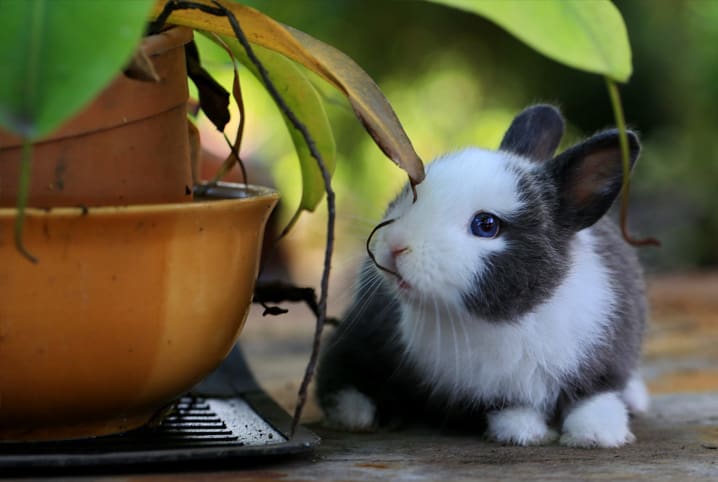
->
151, 0, 425, 186
426, 0, 633, 82
0, 0, 154, 140
206, 34, 337, 221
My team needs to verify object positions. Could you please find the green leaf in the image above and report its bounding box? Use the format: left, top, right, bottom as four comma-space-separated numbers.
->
208, 33, 336, 217
426, 0, 632, 82
154, 0, 424, 186
0, 0, 155, 140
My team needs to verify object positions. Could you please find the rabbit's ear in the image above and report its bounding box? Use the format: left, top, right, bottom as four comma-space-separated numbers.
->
549, 129, 640, 231
499, 104, 565, 161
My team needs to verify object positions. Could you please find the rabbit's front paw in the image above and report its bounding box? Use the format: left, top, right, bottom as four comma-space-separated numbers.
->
487, 406, 558, 446
560, 392, 635, 448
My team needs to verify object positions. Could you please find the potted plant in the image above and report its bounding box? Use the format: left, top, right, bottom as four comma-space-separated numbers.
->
0, 0, 425, 441
0, 0, 643, 441
0, 4, 278, 440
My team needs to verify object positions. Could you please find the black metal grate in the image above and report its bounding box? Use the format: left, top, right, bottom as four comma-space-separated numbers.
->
120, 395, 285, 448
159, 398, 240, 444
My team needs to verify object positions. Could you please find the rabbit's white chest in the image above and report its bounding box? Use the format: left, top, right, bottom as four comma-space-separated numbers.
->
398, 230, 614, 412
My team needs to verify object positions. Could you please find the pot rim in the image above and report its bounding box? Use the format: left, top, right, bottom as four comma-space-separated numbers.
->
143, 26, 193, 56
0, 182, 279, 218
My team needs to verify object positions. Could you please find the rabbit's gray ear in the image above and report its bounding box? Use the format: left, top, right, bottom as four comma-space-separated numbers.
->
549, 129, 640, 231
499, 104, 565, 160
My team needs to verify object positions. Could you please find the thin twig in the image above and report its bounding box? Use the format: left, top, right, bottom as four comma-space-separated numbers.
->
366, 218, 400, 279
605, 78, 660, 247
150, 0, 219, 33
212, 0, 336, 436
253, 281, 340, 326
209, 132, 248, 183
156, 0, 336, 436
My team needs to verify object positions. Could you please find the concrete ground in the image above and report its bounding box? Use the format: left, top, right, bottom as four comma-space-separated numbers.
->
48, 272, 718, 481
243, 273, 718, 481
234, 272, 718, 481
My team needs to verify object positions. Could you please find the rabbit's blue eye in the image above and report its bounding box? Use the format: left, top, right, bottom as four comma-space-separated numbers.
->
471, 212, 501, 238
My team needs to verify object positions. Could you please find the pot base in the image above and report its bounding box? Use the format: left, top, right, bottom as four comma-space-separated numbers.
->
0, 183, 279, 443
0, 412, 153, 442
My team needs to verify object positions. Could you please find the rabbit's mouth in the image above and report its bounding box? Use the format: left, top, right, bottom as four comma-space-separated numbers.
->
397, 276, 412, 292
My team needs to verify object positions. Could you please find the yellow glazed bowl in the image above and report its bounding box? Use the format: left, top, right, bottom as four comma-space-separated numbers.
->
0, 183, 278, 441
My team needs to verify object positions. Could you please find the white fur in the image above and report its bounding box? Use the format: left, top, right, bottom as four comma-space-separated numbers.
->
560, 392, 635, 448
622, 372, 650, 414
323, 387, 376, 432
487, 406, 558, 445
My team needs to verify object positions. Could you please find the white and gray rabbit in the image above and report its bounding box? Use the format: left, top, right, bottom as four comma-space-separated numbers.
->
316, 105, 649, 448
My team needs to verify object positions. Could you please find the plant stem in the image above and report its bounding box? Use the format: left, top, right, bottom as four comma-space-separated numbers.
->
15, 141, 38, 263
605, 77, 660, 247
213, 0, 336, 437
155, 0, 336, 436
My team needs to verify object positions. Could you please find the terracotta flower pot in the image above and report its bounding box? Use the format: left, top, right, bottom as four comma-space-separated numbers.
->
0, 183, 278, 441
0, 27, 195, 208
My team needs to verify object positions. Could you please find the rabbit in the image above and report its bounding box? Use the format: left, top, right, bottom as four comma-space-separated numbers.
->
316, 104, 649, 448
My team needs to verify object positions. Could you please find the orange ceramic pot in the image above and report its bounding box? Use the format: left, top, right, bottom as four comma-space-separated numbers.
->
0, 27, 195, 208
0, 183, 278, 441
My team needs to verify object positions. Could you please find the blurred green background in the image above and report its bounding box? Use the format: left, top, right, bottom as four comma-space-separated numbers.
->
194, 0, 718, 281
